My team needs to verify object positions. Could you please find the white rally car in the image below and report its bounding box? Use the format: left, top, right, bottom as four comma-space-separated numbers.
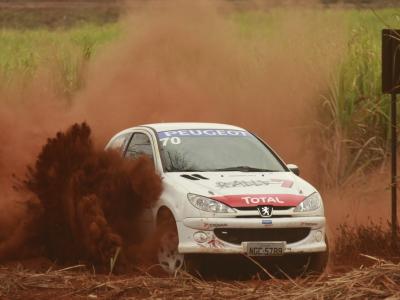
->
105, 123, 328, 275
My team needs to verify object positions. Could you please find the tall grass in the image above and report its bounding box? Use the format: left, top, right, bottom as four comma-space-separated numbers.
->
334, 219, 400, 266
0, 23, 119, 97
0, 9, 398, 185
320, 9, 399, 186
235, 9, 400, 186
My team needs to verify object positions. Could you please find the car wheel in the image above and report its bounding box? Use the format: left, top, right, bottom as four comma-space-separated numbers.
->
262, 240, 329, 278
156, 211, 185, 275
307, 238, 329, 274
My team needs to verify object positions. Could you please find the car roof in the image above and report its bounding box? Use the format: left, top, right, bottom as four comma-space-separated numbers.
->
126, 122, 246, 133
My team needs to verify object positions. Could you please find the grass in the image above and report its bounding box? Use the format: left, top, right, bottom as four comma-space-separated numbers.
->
1, 261, 400, 299
333, 219, 400, 267
235, 8, 400, 185
1, 8, 399, 185
0, 23, 119, 97
319, 9, 398, 185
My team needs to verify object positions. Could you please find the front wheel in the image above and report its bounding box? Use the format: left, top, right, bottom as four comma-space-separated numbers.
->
156, 213, 185, 275
258, 239, 329, 278
307, 239, 329, 274
282, 239, 329, 277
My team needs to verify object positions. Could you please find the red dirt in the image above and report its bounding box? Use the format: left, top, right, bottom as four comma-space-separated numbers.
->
0, 123, 162, 269
0, 0, 393, 275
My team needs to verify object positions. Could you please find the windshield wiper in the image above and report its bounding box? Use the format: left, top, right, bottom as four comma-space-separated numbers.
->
165, 166, 280, 173
175, 169, 204, 172
213, 166, 279, 172
165, 167, 209, 172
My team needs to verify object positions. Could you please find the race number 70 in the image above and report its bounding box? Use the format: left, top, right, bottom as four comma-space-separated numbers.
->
160, 137, 181, 146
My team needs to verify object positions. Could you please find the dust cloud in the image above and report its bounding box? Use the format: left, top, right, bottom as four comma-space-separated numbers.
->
0, 83, 67, 260
1, 123, 162, 267
75, 1, 345, 184
25, 122, 162, 266
0, 0, 361, 264
325, 164, 396, 241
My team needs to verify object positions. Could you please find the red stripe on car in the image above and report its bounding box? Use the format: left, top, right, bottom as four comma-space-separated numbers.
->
212, 194, 305, 207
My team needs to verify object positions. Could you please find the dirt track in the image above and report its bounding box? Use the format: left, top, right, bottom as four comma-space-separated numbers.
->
1, 1, 400, 298
1, 259, 400, 300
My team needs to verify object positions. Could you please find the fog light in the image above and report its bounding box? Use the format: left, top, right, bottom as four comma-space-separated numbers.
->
314, 230, 322, 242
193, 231, 209, 243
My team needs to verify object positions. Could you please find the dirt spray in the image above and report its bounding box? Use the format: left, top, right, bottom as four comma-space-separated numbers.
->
0, 1, 386, 266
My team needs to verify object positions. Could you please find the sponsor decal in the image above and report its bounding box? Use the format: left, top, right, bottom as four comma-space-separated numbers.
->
158, 129, 248, 139
197, 234, 226, 249
262, 219, 273, 225
212, 194, 305, 207
243, 196, 283, 205
270, 179, 294, 188
258, 206, 273, 217
300, 222, 318, 227
216, 179, 294, 189
203, 223, 228, 229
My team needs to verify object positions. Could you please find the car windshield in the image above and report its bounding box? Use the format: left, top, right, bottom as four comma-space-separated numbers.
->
157, 129, 287, 172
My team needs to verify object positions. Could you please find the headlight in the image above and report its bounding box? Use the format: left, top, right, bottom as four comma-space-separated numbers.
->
293, 192, 322, 212
187, 193, 235, 213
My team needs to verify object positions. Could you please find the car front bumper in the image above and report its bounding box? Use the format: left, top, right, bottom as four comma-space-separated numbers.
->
177, 216, 326, 254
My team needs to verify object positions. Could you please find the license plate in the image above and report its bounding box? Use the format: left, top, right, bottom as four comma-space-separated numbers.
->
246, 242, 286, 256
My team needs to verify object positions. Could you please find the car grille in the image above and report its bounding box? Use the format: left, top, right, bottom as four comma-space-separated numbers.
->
214, 228, 310, 245
235, 206, 293, 211
235, 206, 293, 218
236, 215, 292, 218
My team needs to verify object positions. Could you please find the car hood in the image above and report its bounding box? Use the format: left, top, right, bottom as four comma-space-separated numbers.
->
163, 171, 316, 208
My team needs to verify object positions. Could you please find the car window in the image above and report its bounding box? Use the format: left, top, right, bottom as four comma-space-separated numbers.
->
108, 133, 131, 154
157, 129, 286, 172
126, 133, 154, 161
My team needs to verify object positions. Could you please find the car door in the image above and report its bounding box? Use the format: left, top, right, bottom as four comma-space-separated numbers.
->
124, 131, 157, 237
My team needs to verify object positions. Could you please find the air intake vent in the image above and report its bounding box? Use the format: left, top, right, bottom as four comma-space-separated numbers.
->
180, 174, 200, 180
214, 228, 310, 245
181, 174, 209, 180
192, 174, 209, 180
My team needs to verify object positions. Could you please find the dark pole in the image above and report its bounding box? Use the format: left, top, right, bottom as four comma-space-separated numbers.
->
391, 93, 398, 248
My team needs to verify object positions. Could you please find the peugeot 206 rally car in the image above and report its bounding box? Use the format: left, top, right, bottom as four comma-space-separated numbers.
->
105, 123, 328, 275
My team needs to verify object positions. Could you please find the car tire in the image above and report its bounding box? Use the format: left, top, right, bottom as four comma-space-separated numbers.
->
156, 211, 186, 275
307, 237, 329, 274
261, 238, 329, 278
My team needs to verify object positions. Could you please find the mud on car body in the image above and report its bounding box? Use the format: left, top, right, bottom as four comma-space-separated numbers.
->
105, 123, 328, 275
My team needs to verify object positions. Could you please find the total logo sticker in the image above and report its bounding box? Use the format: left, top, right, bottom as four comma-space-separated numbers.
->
212, 194, 306, 207
242, 196, 284, 205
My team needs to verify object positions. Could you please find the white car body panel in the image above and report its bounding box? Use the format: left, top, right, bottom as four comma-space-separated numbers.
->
106, 122, 327, 256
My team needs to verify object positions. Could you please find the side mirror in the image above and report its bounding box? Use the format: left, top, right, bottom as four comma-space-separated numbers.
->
287, 164, 300, 176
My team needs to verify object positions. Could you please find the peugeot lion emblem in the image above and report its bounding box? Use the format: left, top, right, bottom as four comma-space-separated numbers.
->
257, 205, 273, 217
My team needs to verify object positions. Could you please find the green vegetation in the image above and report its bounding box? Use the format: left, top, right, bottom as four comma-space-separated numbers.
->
0, 23, 119, 96
234, 9, 400, 185
1, 8, 399, 185
321, 9, 399, 185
